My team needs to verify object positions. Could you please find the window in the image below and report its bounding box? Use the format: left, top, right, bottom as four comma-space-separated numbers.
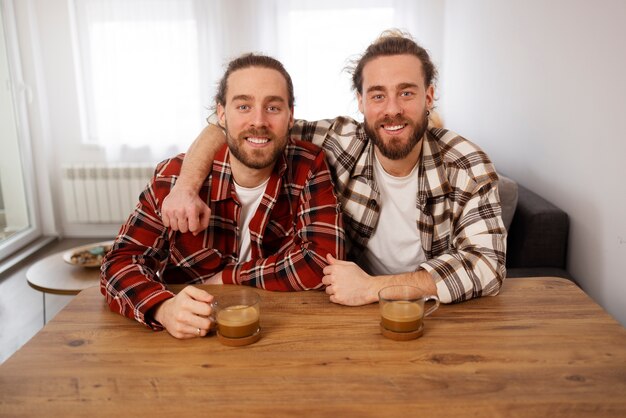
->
0, 1, 42, 264
276, 0, 395, 121
73, 0, 208, 148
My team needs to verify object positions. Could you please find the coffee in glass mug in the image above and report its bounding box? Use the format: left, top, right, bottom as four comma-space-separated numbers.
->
209, 288, 261, 346
216, 304, 260, 339
380, 300, 424, 333
378, 285, 439, 340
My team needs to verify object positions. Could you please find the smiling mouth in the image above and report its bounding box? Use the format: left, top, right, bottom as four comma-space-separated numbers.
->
246, 136, 270, 145
381, 123, 407, 133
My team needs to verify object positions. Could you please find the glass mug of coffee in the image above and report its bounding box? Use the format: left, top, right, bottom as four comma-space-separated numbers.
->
378, 285, 439, 341
209, 289, 261, 346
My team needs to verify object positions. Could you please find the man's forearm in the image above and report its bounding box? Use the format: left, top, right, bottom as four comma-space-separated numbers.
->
371, 270, 438, 302
101, 177, 176, 327
178, 124, 226, 192
323, 257, 438, 306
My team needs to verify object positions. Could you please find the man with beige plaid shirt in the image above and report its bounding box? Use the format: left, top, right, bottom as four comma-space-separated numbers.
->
162, 30, 507, 306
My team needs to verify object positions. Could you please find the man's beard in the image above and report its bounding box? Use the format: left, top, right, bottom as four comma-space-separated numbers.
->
364, 109, 429, 160
225, 124, 288, 170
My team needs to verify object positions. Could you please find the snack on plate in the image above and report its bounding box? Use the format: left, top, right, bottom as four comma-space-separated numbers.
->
70, 245, 111, 266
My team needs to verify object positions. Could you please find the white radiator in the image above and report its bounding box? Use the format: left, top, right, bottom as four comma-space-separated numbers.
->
61, 164, 154, 223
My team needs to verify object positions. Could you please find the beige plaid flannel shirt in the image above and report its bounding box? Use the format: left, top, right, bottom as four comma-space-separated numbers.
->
290, 117, 507, 303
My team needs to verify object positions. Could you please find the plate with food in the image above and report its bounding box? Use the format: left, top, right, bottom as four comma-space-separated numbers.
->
63, 241, 114, 268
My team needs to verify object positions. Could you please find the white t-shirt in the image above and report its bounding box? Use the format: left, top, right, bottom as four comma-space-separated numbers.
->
359, 154, 427, 275
234, 178, 269, 263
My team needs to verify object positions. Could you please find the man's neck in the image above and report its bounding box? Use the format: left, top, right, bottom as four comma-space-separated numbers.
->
229, 157, 274, 188
374, 139, 423, 177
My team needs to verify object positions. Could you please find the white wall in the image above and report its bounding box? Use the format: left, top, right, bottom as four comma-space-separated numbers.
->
440, 0, 626, 325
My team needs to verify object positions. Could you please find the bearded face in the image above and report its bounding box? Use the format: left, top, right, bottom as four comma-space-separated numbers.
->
217, 67, 294, 173
225, 124, 288, 170
363, 107, 429, 160
357, 55, 434, 162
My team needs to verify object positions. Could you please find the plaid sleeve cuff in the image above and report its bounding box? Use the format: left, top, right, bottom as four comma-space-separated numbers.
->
136, 289, 175, 330
418, 260, 454, 304
221, 264, 237, 285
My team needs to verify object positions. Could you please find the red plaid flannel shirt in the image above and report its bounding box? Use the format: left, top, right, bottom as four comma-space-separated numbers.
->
101, 139, 345, 328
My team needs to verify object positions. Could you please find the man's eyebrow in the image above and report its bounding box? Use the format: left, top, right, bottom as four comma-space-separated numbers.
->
365, 85, 386, 94
265, 95, 286, 103
398, 82, 419, 90
231, 95, 286, 103
365, 83, 420, 94
231, 94, 252, 102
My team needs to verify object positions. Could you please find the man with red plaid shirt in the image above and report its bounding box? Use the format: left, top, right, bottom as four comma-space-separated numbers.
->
101, 54, 344, 339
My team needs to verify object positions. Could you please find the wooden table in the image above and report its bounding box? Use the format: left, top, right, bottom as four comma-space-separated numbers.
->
25, 251, 101, 324
1, 277, 625, 417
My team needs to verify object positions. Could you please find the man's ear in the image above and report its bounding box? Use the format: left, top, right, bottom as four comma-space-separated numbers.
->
425, 85, 435, 110
288, 106, 295, 129
217, 103, 226, 128
357, 92, 364, 114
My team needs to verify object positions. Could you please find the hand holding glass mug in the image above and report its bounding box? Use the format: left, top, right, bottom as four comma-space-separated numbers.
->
208, 288, 262, 346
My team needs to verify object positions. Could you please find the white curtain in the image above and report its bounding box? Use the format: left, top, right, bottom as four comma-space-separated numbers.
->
274, 0, 395, 121
73, 0, 220, 161
71, 0, 435, 160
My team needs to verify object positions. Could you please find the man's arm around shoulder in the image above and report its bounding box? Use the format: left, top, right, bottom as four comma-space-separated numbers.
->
162, 124, 226, 234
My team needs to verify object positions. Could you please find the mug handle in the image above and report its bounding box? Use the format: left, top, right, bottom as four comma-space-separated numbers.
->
208, 300, 219, 326
423, 295, 440, 317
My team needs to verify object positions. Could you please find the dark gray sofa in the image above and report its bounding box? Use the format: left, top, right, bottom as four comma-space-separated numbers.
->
505, 184, 571, 280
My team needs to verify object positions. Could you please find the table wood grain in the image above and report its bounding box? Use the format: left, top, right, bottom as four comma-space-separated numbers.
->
1, 277, 625, 417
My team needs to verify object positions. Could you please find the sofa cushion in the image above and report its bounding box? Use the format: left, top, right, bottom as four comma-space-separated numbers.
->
498, 173, 518, 230
506, 184, 569, 269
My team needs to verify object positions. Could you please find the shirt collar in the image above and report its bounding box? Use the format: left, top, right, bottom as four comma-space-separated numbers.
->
356, 126, 452, 199
418, 129, 453, 200
210, 142, 288, 203
351, 128, 375, 182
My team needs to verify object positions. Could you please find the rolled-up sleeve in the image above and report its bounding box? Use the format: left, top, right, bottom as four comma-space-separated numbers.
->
420, 178, 507, 303
100, 162, 175, 329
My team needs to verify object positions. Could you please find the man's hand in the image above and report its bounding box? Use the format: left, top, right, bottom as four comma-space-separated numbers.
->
161, 124, 226, 234
153, 286, 214, 339
322, 254, 438, 306
162, 186, 210, 235
322, 254, 378, 306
